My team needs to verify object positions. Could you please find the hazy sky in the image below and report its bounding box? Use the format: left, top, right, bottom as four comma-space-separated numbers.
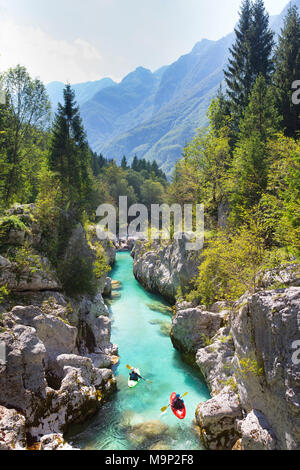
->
0, 0, 290, 84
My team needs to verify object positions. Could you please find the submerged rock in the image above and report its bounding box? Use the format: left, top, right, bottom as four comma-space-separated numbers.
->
127, 420, 169, 447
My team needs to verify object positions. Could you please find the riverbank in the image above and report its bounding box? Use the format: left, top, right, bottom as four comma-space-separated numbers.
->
0, 205, 117, 450
67, 252, 210, 450
133, 238, 300, 450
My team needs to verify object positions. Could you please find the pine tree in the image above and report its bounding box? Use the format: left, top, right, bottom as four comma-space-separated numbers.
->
121, 156, 128, 170
229, 75, 281, 216
250, 0, 274, 80
273, 5, 300, 137
131, 155, 139, 171
224, 0, 274, 123
224, 0, 253, 120
50, 84, 91, 206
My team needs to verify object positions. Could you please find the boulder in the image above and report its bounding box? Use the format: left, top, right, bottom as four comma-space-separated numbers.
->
257, 264, 300, 289
236, 410, 278, 450
0, 325, 47, 426
132, 235, 201, 303
196, 327, 235, 395
39, 433, 77, 450
127, 420, 169, 447
171, 304, 225, 355
231, 287, 300, 450
0, 255, 61, 292
195, 387, 242, 450
0, 406, 27, 450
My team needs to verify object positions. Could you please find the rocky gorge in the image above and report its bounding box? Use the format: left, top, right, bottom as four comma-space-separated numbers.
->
0, 205, 118, 450
132, 238, 300, 450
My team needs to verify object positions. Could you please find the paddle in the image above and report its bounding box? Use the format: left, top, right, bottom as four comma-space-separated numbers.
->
126, 364, 153, 384
160, 392, 188, 413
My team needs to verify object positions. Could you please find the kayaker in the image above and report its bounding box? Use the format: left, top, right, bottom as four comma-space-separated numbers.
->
172, 393, 185, 410
129, 369, 142, 382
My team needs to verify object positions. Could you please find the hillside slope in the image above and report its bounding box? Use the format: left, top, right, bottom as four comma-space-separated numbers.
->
46, 0, 298, 173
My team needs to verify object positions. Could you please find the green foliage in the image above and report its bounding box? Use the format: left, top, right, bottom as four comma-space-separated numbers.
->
238, 357, 264, 378
93, 243, 111, 280
228, 76, 281, 221
201, 334, 214, 347
12, 243, 43, 277
59, 253, 96, 297
0, 215, 29, 244
0, 65, 50, 207
0, 285, 10, 305
224, 0, 274, 123
49, 84, 91, 210
187, 215, 266, 305
273, 5, 300, 138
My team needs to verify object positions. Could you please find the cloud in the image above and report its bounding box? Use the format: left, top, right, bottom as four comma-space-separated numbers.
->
0, 17, 107, 83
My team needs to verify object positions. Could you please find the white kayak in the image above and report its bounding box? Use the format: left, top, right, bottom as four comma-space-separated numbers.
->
128, 368, 141, 388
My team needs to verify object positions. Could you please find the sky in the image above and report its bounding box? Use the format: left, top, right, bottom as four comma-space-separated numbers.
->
0, 0, 290, 84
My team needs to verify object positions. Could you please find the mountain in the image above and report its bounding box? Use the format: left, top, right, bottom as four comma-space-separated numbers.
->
270, 0, 300, 34
46, 1, 298, 174
46, 77, 116, 110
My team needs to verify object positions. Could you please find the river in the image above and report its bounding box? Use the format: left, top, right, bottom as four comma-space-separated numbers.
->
67, 251, 210, 450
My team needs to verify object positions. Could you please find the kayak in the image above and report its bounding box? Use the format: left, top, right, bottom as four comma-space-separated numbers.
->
170, 392, 186, 420
128, 368, 141, 388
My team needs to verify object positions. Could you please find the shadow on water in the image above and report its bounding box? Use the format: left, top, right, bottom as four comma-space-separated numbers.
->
66, 252, 210, 450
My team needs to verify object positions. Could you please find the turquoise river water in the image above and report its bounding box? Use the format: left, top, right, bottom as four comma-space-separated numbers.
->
68, 252, 210, 450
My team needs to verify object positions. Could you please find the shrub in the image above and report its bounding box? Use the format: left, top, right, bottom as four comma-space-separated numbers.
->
187, 215, 266, 305
0, 215, 29, 245
238, 357, 264, 378
0, 285, 9, 305
93, 243, 111, 280
60, 253, 97, 297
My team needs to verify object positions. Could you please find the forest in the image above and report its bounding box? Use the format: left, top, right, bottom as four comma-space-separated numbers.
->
0, 0, 299, 305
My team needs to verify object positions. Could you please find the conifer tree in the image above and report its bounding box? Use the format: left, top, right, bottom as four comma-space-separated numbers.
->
121, 156, 128, 169
250, 0, 274, 79
224, 0, 253, 120
229, 75, 281, 215
224, 0, 274, 123
50, 84, 90, 206
273, 4, 300, 137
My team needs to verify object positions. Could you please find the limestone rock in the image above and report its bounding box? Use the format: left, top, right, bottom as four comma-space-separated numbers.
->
40, 434, 78, 450
231, 287, 300, 450
196, 327, 235, 395
0, 324, 47, 426
257, 264, 300, 289
171, 304, 224, 355
127, 420, 169, 446
237, 410, 277, 450
0, 406, 26, 450
132, 236, 200, 303
0, 255, 61, 293
195, 387, 242, 450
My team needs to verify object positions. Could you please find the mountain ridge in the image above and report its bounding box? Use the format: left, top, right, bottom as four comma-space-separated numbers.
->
46, 0, 299, 173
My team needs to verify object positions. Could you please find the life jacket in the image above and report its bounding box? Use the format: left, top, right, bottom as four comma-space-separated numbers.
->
173, 397, 184, 410
130, 372, 139, 381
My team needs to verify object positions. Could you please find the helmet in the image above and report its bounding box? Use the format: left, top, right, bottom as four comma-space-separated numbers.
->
176, 393, 180, 398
